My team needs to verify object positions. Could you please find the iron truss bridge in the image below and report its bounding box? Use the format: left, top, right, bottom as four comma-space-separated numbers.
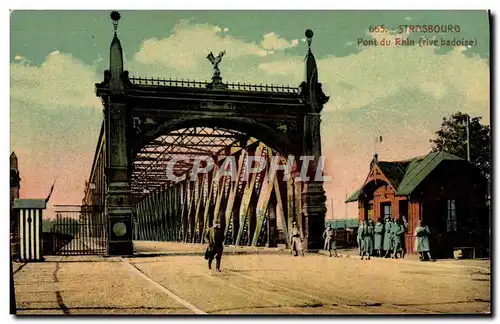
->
77, 13, 328, 256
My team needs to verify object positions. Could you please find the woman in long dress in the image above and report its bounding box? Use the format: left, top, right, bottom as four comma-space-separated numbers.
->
415, 220, 434, 261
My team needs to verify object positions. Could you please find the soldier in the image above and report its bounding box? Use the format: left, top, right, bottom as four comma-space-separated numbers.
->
415, 220, 434, 261
357, 220, 364, 256
204, 220, 225, 271
373, 218, 384, 257
361, 219, 375, 260
390, 218, 405, 258
382, 217, 393, 258
290, 221, 304, 256
400, 216, 409, 258
322, 224, 338, 257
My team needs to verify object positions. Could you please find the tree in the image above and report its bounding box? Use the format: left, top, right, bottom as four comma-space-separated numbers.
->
430, 111, 491, 182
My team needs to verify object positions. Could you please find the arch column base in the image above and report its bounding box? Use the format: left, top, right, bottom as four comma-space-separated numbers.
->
301, 182, 327, 251
106, 180, 134, 256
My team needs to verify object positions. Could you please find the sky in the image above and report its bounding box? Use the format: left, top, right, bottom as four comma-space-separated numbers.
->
9, 10, 490, 219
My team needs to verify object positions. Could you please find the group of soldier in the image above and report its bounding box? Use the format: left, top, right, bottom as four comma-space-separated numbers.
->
356, 217, 408, 260
203, 216, 434, 272
304, 217, 434, 262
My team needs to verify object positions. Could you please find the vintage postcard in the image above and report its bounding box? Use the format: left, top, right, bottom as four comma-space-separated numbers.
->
10, 9, 491, 315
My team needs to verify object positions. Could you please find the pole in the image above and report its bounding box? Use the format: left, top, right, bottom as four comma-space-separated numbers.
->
345, 190, 348, 220
330, 198, 334, 219
10, 253, 16, 315
344, 190, 348, 245
466, 115, 471, 162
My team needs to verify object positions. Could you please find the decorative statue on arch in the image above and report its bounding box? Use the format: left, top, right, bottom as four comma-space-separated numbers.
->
206, 50, 226, 78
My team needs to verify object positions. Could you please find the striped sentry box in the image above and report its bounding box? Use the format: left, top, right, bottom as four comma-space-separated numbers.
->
13, 199, 46, 262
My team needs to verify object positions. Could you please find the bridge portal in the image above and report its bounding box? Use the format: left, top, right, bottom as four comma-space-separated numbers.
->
87, 12, 329, 255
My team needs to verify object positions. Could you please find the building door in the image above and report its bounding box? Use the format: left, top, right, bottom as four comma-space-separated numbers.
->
363, 201, 374, 221
381, 202, 392, 220
399, 200, 408, 219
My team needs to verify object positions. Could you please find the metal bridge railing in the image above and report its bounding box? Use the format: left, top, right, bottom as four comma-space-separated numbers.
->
46, 205, 106, 256
129, 76, 300, 94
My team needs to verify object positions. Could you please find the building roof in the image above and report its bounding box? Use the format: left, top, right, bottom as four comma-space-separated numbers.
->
396, 151, 463, 195
13, 199, 47, 209
345, 190, 361, 203
377, 161, 412, 189
345, 151, 465, 202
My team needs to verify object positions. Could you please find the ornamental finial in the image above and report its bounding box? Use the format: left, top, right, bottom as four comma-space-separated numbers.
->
305, 29, 314, 51
110, 11, 121, 34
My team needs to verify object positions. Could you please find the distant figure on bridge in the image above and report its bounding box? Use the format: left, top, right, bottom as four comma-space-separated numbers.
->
204, 220, 224, 271
361, 219, 374, 260
290, 221, 304, 256
415, 220, 434, 262
356, 220, 364, 256
322, 224, 337, 257
373, 218, 384, 257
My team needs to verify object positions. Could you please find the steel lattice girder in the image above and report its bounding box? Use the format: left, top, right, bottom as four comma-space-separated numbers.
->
133, 142, 294, 248
131, 127, 250, 202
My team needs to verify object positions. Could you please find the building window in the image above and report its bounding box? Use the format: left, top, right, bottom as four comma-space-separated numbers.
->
447, 200, 457, 232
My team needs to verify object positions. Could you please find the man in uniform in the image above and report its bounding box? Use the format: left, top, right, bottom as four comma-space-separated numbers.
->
357, 220, 364, 256
204, 220, 225, 271
290, 221, 304, 256
400, 216, 409, 258
382, 217, 393, 258
373, 218, 384, 257
415, 220, 434, 261
390, 218, 405, 259
361, 219, 375, 260
322, 223, 338, 257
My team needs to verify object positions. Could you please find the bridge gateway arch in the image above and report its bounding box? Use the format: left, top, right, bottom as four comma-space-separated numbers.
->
86, 12, 329, 255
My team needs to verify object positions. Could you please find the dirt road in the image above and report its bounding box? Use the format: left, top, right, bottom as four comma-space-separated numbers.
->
13, 251, 490, 315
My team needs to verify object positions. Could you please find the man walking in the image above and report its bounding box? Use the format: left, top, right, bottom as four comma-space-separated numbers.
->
322, 224, 338, 257
204, 220, 224, 271
290, 221, 304, 256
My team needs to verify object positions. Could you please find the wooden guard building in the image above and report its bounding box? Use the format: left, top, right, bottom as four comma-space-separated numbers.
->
345, 151, 489, 257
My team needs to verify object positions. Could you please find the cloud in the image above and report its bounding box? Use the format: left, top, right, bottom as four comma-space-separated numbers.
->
260, 32, 299, 50
131, 20, 301, 80
10, 51, 101, 110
